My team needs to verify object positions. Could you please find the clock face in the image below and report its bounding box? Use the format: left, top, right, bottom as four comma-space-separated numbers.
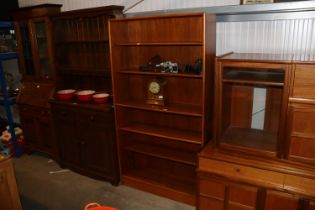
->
148, 81, 161, 94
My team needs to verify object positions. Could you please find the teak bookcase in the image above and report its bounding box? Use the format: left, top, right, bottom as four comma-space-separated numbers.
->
109, 13, 216, 205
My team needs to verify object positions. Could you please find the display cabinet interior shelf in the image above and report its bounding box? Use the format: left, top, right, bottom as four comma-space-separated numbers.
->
109, 13, 216, 205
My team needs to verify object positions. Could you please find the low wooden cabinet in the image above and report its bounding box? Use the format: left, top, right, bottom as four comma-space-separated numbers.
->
51, 102, 119, 185
18, 82, 56, 156
197, 146, 315, 210
0, 157, 22, 210
19, 104, 55, 156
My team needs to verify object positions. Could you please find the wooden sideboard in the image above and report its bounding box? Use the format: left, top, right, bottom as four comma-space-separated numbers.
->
197, 53, 315, 210
0, 156, 22, 210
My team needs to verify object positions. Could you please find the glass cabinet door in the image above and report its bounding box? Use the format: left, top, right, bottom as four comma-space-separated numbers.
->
18, 22, 34, 76
34, 21, 51, 79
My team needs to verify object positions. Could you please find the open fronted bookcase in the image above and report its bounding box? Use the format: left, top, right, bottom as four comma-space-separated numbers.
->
109, 13, 216, 205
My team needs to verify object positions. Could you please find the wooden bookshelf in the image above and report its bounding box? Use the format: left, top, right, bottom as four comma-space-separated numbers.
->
109, 13, 216, 205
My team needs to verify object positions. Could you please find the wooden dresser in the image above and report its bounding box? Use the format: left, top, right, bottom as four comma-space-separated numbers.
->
197, 53, 315, 210
0, 156, 22, 210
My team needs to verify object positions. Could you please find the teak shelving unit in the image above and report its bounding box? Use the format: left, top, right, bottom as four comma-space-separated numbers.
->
109, 13, 216, 205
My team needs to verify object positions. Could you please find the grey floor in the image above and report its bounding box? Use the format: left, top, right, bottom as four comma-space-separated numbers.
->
13, 154, 195, 210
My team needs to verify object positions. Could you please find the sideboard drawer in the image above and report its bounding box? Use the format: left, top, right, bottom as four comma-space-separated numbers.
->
293, 64, 315, 100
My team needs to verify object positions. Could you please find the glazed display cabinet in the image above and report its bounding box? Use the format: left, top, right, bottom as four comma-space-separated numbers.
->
13, 4, 61, 157
13, 4, 61, 81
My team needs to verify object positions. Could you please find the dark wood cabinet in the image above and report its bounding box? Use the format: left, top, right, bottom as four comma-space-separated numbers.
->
19, 104, 55, 156
51, 102, 119, 184
109, 13, 216, 205
50, 5, 123, 185
0, 157, 22, 210
13, 5, 61, 157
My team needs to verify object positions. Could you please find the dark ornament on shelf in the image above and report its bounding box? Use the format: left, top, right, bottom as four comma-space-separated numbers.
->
139, 55, 162, 72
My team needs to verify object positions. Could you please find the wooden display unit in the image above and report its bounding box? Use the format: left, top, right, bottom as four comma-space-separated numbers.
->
214, 53, 291, 158
197, 53, 315, 210
109, 13, 216, 205
51, 6, 123, 184
13, 4, 62, 157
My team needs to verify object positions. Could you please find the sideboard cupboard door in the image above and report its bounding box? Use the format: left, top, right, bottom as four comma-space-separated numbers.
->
199, 196, 224, 210
309, 201, 315, 210
287, 104, 315, 164
265, 191, 299, 210
228, 184, 257, 210
293, 64, 315, 100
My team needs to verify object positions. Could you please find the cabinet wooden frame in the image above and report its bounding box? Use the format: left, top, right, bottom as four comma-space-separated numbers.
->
50, 6, 123, 184
109, 13, 216, 205
214, 56, 292, 158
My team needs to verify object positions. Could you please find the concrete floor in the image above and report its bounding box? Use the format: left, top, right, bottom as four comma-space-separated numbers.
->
13, 153, 195, 210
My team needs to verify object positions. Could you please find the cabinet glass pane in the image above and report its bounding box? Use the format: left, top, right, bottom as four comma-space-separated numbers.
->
220, 67, 285, 152
19, 23, 34, 76
35, 22, 51, 79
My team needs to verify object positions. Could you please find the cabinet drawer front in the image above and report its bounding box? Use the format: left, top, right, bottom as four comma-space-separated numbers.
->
229, 184, 257, 207
227, 203, 254, 210
78, 110, 110, 125
199, 196, 224, 210
199, 158, 285, 189
199, 179, 225, 199
291, 108, 315, 135
19, 104, 49, 117
289, 136, 315, 162
265, 191, 299, 210
52, 107, 76, 119
293, 64, 315, 99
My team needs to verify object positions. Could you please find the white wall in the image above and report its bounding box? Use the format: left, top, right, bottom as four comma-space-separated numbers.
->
217, 18, 315, 55
17, 0, 315, 56
18, 0, 239, 11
